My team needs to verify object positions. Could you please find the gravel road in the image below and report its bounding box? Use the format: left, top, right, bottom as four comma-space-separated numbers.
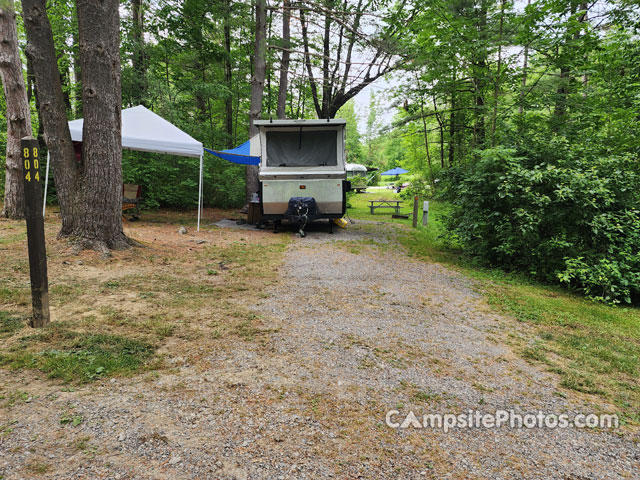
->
1, 222, 638, 479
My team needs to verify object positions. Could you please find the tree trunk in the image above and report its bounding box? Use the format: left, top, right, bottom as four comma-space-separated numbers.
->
266, 6, 273, 116
246, 0, 266, 204
473, 0, 488, 149
276, 0, 290, 119
21, 0, 77, 236
418, 98, 433, 183
223, 0, 233, 146
74, 0, 130, 251
25, 50, 44, 144
432, 96, 444, 168
554, 1, 578, 121
448, 91, 456, 167
131, 0, 147, 106
72, 31, 82, 117
0, 3, 33, 219
519, 0, 531, 115
490, 0, 505, 147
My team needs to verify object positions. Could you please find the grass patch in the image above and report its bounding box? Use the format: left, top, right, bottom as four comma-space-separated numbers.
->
24, 460, 50, 474
346, 190, 416, 226
0, 210, 290, 383
0, 311, 24, 338
0, 326, 155, 383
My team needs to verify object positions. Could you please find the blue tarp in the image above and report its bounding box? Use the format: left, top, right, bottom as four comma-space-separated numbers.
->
381, 167, 409, 175
204, 140, 260, 165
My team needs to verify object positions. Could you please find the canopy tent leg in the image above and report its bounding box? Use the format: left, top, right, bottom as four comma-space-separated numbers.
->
43, 151, 50, 219
197, 154, 203, 232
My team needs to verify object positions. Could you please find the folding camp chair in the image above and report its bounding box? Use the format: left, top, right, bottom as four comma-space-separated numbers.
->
122, 184, 142, 221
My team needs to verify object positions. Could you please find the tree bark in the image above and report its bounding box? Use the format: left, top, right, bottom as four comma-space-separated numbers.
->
246, 0, 266, 204
72, 31, 82, 117
472, 0, 488, 148
21, 0, 77, 235
276, 0, 290, 119
22, 0, 131, 252
74, 0, 130, 251
131, 0, 147, 106
0, 2, 33, 219
25, 50, 44, 144
490, 0, 505, 147
519, 0, 531, 115
448, 90, 456, 167
223, 0, 233, 146
432, 96, 444, 168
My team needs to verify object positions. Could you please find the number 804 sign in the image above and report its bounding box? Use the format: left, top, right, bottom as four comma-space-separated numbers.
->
23, 144, 41, 183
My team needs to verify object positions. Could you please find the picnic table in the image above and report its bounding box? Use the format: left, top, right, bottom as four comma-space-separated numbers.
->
369, 199, 402, 215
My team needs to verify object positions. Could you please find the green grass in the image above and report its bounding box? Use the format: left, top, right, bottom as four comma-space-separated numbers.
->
346, 189, 453, 231
347, 190, 413, 225
0, 311, 24, 338
394, 201, 640, 424
0, 325, 156, 383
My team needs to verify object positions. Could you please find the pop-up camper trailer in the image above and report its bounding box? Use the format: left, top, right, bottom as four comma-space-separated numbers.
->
253, 119, 350, 236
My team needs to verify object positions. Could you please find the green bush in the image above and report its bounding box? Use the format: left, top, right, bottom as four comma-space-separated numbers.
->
350, 175, 368, 188
443, 147, 640, 304
399, 177, 432, 201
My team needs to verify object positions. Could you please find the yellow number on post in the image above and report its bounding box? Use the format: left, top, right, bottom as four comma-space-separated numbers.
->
23, 147, 29, 158
25, 171, 31, 182
34, 159, 39, 169
35, 172, 40, 181
33, 148, 38, 158
24, 159, 30, 170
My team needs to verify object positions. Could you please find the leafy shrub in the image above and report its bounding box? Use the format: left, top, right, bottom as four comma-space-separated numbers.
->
443, 147, 640, 304
350, 175, 368, 189
399, 177, 432, 201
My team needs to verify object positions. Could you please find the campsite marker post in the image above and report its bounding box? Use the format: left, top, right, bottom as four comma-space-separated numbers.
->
422, 201, 429, 227
412, 196, 419, 228
21, 136, 50, 328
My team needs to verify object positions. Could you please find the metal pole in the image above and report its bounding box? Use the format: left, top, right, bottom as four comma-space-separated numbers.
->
42, 150, 50, 218
422, 201, 429, 227
21, 137, 50, 328
197, 154, 203, 231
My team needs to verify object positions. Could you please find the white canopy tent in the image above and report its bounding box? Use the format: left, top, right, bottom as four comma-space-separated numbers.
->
43, 105, 207, 230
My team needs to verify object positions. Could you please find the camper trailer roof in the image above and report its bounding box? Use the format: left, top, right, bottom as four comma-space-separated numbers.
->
254, 119, 346, 127
346, 163, 367, 172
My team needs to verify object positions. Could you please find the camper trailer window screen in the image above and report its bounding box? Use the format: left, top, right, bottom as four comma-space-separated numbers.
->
266, 130, 337, 167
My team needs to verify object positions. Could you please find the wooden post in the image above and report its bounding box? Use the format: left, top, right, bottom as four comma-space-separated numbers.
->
21, 137, 50, 328
422, 201, 429, 227
412, 195, 419, 228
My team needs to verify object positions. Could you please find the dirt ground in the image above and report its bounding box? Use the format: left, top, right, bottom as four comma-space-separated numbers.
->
0, 212, 638, 479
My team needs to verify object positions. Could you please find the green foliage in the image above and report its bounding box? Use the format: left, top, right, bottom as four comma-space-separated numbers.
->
443, 147, 640, 304
399, 177, 432, 201
349, 175, 367, 189
338, 101, 364, 164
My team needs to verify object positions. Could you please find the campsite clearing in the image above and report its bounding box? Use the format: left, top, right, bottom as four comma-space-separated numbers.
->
0, 206, 638, 479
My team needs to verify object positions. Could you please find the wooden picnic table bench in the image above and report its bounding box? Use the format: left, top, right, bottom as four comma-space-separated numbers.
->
369, 199, 402, 215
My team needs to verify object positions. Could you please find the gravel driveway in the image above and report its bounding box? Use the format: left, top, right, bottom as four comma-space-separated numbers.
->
1, 222, 638, 479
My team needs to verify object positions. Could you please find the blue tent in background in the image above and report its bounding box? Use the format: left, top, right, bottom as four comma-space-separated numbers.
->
381, 167, 409, 176
205, 140, 260, 165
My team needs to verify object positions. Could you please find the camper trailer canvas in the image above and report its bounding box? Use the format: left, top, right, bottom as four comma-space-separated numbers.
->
254, 119, 350, 235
